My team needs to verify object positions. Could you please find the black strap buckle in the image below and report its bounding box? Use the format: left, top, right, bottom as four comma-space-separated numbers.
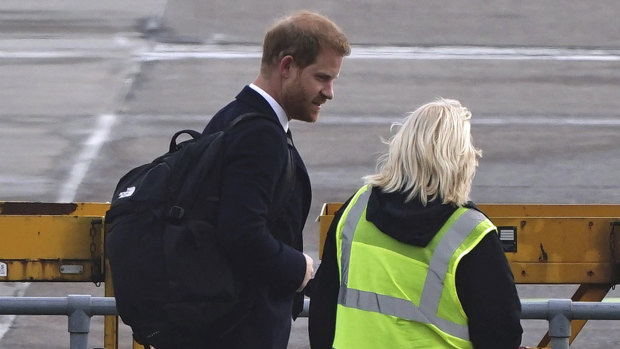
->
167, 205, 185, 223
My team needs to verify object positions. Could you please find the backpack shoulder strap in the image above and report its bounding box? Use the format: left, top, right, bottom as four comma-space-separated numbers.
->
226, 112, 274, 131
268, 133, 295, 224
225, 112, 296, 224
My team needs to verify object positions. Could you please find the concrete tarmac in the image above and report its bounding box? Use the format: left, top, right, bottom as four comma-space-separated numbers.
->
1, 1, 620, 348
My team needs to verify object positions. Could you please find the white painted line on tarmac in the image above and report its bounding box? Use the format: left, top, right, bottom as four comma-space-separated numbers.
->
0, 283, 30, 341
4, 43, 620, 62
139, 44, 620, 62
318, 115, 620, 126
471, 116, 620, 126
120, 113, 620, 127
350, 46, 620, 61
57, 113, 117, 202
0, 51, 127, 59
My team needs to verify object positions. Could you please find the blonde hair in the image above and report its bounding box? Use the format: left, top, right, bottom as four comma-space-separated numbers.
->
363, 98, 482, 206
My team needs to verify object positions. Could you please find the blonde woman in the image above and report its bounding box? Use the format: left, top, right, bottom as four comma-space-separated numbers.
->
308, 99, 522, 349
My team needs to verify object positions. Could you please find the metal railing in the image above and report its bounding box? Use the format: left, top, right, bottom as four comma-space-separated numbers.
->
0, 295, 116, 349
2, 296, 620, 349
521, 299, 620, 349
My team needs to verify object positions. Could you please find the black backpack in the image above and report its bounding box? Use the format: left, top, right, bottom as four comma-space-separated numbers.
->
104, 112, 295, 347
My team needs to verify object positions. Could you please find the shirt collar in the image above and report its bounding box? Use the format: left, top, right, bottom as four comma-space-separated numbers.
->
249, 83, 289, 132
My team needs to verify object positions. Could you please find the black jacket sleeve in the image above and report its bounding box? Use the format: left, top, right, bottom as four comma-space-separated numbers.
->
307, 199, 350, 349
456, 232, 523, 349
216, 119, 306, 294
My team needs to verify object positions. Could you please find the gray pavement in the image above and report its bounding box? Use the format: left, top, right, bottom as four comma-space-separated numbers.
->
1, 0, 620, 348
161, 0, 620, 48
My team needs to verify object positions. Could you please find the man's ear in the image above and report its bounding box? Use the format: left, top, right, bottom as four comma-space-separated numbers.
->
279, 55, 295, 78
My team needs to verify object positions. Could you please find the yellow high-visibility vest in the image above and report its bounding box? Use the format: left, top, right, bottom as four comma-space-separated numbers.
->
333, 185, 495, 349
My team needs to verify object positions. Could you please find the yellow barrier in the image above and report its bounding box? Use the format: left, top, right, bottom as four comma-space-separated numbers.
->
0, 202, 137, 349
1, 201, 619, 348
0, 215, 103, 282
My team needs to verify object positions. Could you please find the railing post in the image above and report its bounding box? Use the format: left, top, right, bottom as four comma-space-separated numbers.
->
67, 295, 92, 349
547, 299, 572, 349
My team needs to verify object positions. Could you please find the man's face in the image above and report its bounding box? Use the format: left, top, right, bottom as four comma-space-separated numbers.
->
281, 47, 344, 123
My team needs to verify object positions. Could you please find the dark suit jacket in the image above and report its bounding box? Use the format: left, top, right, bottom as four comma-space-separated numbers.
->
202, 86, 312, 349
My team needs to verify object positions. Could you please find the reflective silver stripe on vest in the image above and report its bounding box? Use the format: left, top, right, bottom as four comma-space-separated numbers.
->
419, 208, 488, 318
338, 286, 427, 322
337, 191, 487, 340
339, 188, 371, 286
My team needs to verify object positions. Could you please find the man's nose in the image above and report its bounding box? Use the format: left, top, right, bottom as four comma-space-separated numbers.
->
322, 82, 334, 100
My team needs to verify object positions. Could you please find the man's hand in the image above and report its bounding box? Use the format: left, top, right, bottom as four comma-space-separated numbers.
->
297, 253, 314, 292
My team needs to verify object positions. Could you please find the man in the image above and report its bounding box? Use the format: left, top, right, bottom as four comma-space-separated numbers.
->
202, 11, 350, 349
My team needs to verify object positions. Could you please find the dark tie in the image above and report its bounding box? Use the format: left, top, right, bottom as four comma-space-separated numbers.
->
286, 129, 294, 148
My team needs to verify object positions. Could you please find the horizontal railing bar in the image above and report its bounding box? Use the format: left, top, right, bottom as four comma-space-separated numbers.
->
521, 300, 620, 320
1, 296, 619, 349
0, 295, 117, 316
2, 296, 620, 320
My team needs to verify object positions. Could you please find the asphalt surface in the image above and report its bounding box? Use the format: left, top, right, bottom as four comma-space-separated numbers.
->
1, 1, 620, 348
